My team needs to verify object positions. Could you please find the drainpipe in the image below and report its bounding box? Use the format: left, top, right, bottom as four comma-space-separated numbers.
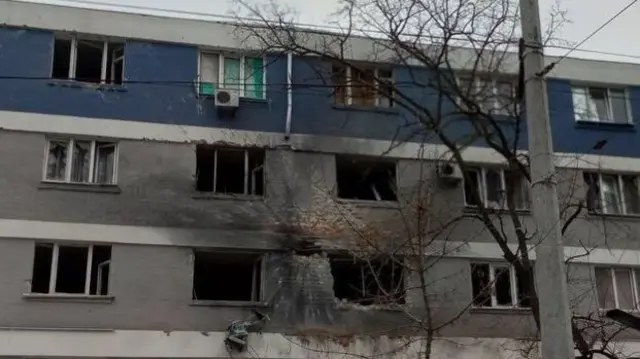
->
284, 52, 293, 141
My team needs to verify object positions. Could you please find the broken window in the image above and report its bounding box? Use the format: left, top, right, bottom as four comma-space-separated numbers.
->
470, 263, 531, 308
198, 53, 265, 99
463, 167, 530, 210
195, 145, 265, 196
192, 250, 262, 302
44, 138, 117, 184
31, 243, 111, 295
331, 64, 394, 108
336, 155, 397, 201
52, 36, 124, 84
330, 256, 405, 306
584, 172, 640, 215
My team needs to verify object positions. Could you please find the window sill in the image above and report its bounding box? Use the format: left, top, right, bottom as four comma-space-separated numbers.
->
335, 198, 400, 209
197, 94, 267, 104
587, 212, 640, 220
192, 193, 264, 202
38, 182, 121, 194
190, 300, 269, 308
470, 306, 530, 315
332, 104, 399, 115
47, 80, 127, 92
335, 301, 406, 312
575, 120, 635, 132
23, 293, 115, 304
463, 206, 531, 215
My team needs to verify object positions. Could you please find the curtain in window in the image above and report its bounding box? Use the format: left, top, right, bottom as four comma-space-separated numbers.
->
601, 175, 622, 214
595, 268, 615, 309
46, 141, 68, 181
71, 141, 91, 183
244, 57, 264, 99
94, 143, 115, 184
223, 58, 241, 91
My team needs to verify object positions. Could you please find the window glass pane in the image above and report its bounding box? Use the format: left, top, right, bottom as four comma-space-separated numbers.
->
615, 269, 635, 310
70, 141, 91, 183
495, 81, 513, 114
610, 89, 629, 123
244, 57, 264, 99
587, 87, 609, 122
506, 170, 530, 210
572, 87, 590, 121
199, 53, 218, 96
485, 169, 503, 207
583, 173, 601, 212
516, 268, 532, 307
463, 170, 480, 206
46, 140, 68, 181
476, 79, 494, 111
635, 269, 640, 308
471, 264, 491, 307
601, 175, 622, 214
595, 268, 615, 309
94, 143, 115, 184
223, 57, 241, 91
351, 69, 376, 106
623, 176, 640, 214
494, 266, 513, 306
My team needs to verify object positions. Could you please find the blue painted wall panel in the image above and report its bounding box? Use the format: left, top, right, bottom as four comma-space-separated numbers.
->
0, 27, 287, 133
548, 78, 639, 157
2, 26, 640, 159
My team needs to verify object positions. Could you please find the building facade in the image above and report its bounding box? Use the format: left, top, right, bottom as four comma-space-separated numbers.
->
1, 1, 640, 358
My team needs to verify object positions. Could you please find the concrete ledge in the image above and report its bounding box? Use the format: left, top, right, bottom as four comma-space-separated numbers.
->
0, 328, 637, 358
22, 293, 115, 304
2, 110, 640, 173
38, 182, 122, 194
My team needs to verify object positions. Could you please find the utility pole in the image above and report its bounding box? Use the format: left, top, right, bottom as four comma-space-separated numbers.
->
518, 0, 575, 358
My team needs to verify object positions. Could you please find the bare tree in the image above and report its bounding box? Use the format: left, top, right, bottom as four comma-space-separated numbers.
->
224, 0, 634, 357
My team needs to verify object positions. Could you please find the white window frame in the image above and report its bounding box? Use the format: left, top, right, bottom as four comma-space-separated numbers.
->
42, 138, 119, 185
595, 267, 640, 311
52, 35, 125, 84
33, 243, 111, 296
456, 76, 517, 115
335, 65, 394, 108
196, 52, 267, 99
571, 85, 632, 124
463, 167, 530, 210
471, 262, 526, 309
209, 148, 264, 196
584, 172, 640, 215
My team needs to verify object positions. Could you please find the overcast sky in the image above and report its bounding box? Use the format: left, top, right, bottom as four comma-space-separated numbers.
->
22, 0, 640, 63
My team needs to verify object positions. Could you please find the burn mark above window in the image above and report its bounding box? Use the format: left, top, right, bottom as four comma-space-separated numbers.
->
335, 155, 397, 201
330, 256, 405, 306
192, 250, 262, 302
195, 145, 265, 196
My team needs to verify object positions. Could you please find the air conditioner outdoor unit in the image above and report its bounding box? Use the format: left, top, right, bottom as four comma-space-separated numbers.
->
437, 162, 463, 183
214, 88, 240, 108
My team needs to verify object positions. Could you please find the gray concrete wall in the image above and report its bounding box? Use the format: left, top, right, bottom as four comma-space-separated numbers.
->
0, 129, 634, 340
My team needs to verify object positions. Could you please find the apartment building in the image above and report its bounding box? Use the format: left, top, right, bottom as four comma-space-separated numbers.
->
1, 1, 640, 358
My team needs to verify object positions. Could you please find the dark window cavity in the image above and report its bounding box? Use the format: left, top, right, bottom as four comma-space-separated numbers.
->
336, 155, 397, 201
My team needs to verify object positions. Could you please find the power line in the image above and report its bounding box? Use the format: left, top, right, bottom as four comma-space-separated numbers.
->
21, 0, 640, 62
551, 0, 639, 66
